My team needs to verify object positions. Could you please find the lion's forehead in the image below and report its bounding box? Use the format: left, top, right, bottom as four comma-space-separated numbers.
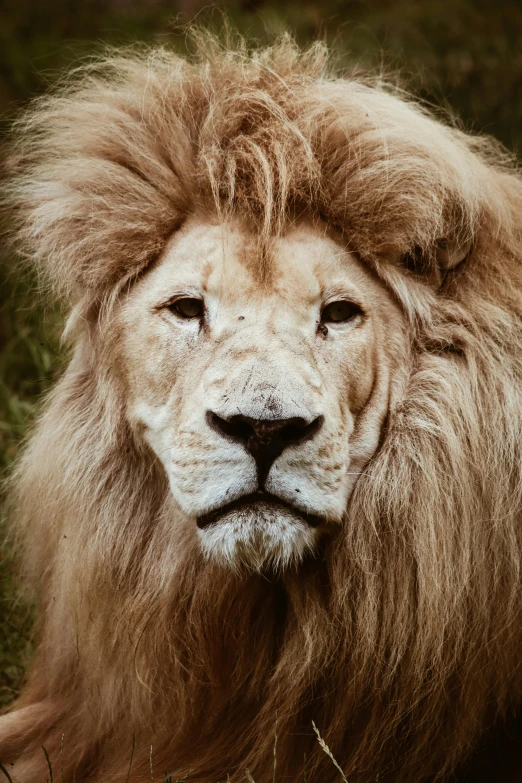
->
140, 217, 372, 313
115, 216, 400, 422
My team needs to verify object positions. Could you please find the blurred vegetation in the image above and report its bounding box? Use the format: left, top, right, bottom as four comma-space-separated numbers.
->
1, 0, 522, 709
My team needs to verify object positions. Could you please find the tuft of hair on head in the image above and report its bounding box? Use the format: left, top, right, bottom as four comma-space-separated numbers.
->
3, 23, 520, 319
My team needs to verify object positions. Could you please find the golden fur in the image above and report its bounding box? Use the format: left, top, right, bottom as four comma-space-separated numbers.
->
2, 30, 522, 782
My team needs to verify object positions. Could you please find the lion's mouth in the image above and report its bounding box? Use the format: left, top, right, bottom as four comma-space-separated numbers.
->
196, 491, 323, 529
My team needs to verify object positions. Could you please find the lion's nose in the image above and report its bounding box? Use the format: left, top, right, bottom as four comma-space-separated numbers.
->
207, 412, 324, 486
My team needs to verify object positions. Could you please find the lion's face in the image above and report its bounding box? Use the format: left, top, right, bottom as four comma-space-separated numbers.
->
117, 216, 405, 570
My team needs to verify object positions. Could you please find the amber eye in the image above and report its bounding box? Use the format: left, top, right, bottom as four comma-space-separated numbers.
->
169, 297, 204, 319
321, 300, 362, 323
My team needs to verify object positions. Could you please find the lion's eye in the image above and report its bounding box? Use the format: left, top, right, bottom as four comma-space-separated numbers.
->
321, 300, 362, 323
169, 297, 204, 319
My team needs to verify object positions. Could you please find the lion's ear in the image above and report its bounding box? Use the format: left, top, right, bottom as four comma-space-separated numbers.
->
398, 235, 473, 288
435, 238, 472, 271
398, 236, 472, 282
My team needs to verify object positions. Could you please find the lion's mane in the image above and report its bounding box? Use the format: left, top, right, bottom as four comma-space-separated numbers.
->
2, 31, 522, 783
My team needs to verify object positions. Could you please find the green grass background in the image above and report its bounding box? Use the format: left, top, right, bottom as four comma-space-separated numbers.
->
1, 0, 522, 710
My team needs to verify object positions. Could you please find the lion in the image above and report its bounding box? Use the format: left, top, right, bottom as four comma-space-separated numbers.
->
1, 30, 522, 783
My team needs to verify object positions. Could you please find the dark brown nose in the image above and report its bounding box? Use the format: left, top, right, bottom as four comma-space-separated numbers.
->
207, 412, 324, 486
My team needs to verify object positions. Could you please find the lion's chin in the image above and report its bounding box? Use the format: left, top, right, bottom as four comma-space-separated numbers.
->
197, 498, 321, 572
